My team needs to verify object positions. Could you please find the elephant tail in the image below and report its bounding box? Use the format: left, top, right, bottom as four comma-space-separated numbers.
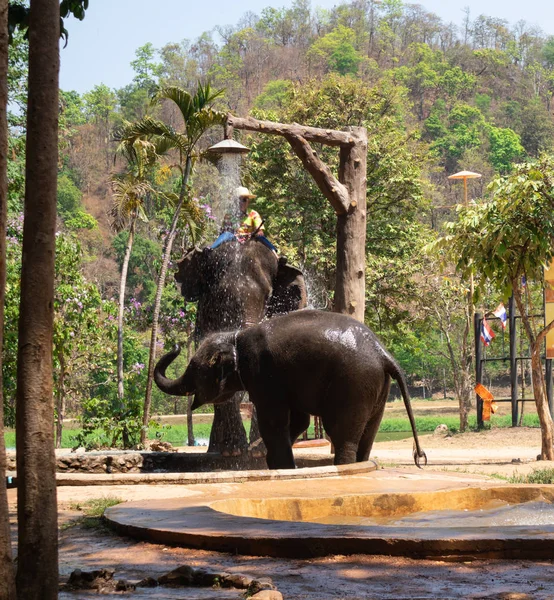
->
387, 361, 427, 468
154, 344, 192, 397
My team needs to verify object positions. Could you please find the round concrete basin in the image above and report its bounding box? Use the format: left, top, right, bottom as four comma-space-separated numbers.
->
104, 469, 554, 560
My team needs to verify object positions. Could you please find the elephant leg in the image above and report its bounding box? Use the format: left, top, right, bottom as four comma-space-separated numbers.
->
322, 402, 367, 466
208, 393, 248, 456
357, 381, 390, 462
356, 412, 384, 462
248, 402, 267, 458
257, 410, 296, 469
289, 410, 310, 446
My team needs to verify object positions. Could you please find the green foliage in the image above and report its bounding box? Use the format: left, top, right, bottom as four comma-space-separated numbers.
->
64, 211, 98, 231
308, 26, 363, 75
113, 232, 161, 302
486, 125, 525, 173
72, 395, 144, 450
254, 80, 294, 110
250, 73, 427, 329
57, 173, 83, 218
509, 468, 554, 484
436, 154, 554, 298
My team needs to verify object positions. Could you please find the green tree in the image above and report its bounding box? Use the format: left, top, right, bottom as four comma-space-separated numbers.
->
119, 83, 225, 445
307, 25, 363, 75
110, 130, 156, 406
249, 74, 426, 330
52, 234, 117, 447
434, 154, 554, 459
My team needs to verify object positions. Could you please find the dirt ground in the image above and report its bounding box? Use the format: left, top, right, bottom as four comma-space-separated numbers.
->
7, 424, 554, 599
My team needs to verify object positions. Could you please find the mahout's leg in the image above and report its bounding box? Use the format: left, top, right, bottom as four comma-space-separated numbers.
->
289, 410, 310, 446
357, 379, 390, 462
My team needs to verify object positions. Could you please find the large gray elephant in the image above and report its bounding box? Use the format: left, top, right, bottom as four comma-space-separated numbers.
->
174, 238, 307, 454
155, 309, 427, 469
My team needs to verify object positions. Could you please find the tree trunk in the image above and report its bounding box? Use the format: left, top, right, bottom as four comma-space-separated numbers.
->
55, 353, 66, 449
15, 1, 60, 597
513, 282, 554, 460
142, 157, 192, 445
0, 0, 16, 595
335, 126, 367, 322
117, 218, 136, 405
186, 336, 195, 446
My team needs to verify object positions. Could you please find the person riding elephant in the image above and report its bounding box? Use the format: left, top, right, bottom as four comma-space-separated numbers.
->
209, 186, 278, 254
175, 231, 307, 456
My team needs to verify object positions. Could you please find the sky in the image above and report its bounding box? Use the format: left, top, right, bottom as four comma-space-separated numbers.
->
59, 0, 554, 94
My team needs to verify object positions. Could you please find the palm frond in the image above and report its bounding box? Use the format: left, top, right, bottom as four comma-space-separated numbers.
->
109, 174, 153, 232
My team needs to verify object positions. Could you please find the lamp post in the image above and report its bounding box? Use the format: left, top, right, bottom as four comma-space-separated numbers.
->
448, 170, 482, 307
448, 170, 483, 428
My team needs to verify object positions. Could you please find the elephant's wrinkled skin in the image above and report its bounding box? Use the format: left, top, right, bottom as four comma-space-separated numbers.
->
155, 309, 427, 469
174, 239, 307, 454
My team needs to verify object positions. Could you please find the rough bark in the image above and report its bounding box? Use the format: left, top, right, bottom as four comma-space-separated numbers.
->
284, 132, 349, 214
0, 0, 16, 596
227, 115, 356, 147
335, 126, 368, 322
513, 282, 554, 460
117, 218, 136, 405
142, 158, 192, 445
15, 0, 60, 597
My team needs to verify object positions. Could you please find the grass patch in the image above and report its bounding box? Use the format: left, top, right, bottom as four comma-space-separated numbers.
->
507, 468, 554, 484
67, 496, 123, 530
4, 412, 542, 450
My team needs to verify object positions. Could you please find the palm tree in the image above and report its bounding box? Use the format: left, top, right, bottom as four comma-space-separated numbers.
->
15, 0, 60, 596
110, 132, 155, 406
119, 83, 225, 445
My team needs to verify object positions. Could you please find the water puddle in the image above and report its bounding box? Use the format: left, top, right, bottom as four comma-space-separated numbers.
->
311, 500, 554, 528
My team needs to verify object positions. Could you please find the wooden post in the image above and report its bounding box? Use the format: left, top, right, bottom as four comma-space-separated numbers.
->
228, 116, 368, 321
336, 126, 367, 321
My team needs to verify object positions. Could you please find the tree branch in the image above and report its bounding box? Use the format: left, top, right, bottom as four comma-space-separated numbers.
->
283, 132, 350, 214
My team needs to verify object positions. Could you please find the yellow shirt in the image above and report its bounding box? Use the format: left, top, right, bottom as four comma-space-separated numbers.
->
237, 209, 264, 238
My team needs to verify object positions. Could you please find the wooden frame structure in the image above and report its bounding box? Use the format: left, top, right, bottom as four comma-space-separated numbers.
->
226, 115, 368, 322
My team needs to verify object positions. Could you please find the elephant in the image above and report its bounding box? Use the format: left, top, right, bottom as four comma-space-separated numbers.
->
174, 238, 307, 454
154, 309, 427, 469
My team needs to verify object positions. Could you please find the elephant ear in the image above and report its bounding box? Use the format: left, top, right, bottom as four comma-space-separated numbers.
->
266, 262, 307, 317
207, 343, 237, 394
175, 247, 205, 302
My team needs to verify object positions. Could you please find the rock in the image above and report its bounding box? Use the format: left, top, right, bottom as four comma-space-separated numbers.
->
137, 577, 158, 587
65, 568, 116, 592
158, 565, 196, 586
433, 424, 451, 437
247, 578, 276, 596
249, 591, 283, 600
148, 439, 177, 452
222, 573, 254, 588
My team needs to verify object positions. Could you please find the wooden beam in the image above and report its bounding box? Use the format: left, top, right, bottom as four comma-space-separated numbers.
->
284, 132, 350, 215
335, 126, 368, 321
227, 115, 355, 147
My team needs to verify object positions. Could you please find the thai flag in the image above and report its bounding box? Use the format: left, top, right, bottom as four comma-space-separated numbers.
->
492, 303, 507, 329
481, 317, 496, 346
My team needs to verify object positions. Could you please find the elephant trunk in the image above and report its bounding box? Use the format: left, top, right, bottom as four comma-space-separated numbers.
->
154, 345, 194, 396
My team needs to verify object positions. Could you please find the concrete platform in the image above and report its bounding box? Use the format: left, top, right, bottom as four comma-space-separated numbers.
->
104, 467, 554, 560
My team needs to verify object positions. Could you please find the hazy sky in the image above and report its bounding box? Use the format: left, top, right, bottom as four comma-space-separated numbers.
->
59, 0, 554, 94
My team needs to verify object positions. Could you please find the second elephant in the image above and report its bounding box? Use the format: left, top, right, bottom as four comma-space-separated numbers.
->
155, 309, 427, 469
